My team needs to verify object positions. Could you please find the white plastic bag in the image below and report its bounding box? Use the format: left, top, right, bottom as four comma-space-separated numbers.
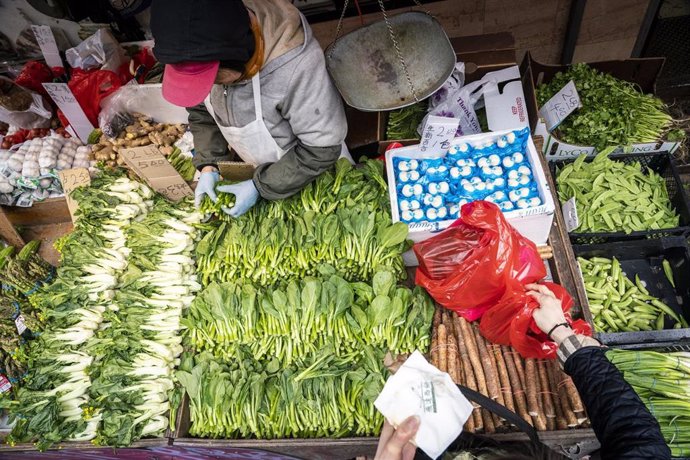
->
421, 79, 486, 138
66, 29, 126, 72
428, 63, 466, 110
0, 77, 52, 129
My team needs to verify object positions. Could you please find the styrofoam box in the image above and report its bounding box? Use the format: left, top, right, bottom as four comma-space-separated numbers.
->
385, 129, 555, 256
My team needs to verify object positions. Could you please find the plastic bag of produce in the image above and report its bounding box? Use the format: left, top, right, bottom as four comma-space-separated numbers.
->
480, 280, 591, 359
0, 77, 52, 129
414, 200, 545, 321
57, 68, 122, 128
66, 29, 126, 73
14, 61, 54, 96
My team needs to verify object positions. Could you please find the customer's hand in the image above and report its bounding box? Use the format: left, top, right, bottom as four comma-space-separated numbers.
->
217, 179, 260, 218
525, 283, 573, 344
194, 170, 220, 208
375, 416, 419, 460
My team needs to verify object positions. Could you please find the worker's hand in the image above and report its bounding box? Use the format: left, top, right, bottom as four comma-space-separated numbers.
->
375, 416, 419, 460
525, 283, 573, 344
194, 171, 220, 208
217, 179, 259, 218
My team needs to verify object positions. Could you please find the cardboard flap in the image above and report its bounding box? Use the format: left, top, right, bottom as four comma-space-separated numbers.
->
217, 161, 255, 182
120, 145, 193, 202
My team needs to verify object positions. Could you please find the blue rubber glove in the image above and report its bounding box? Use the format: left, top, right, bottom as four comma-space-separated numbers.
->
217, 179, 260, 218
194, 171, 220, 208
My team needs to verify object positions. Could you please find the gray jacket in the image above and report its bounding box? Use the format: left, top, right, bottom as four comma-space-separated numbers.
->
188, 12, 347, 200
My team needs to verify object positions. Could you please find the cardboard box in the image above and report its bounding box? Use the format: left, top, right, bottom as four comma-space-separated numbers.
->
521, 53, 681, 160
385, 129, 555, 250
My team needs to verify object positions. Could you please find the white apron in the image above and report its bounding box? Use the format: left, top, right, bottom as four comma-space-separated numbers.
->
204, 73, 351, 166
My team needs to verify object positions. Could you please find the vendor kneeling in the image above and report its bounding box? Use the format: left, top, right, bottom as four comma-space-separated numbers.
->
150, 0, 350, 217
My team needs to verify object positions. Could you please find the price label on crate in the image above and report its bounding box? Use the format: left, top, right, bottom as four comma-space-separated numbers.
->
419, 115, 461, 155
31, 25, 63, 68
562, 197, 580, 232
0, 375, 11, 394
42, 83, 94, 143
540, 80, 581, 131
15, 314, 27, 335
58, 168, 91, 222
120, 145, 193, 202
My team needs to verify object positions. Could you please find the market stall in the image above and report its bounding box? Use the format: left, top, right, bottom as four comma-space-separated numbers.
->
1, 5, 690, 460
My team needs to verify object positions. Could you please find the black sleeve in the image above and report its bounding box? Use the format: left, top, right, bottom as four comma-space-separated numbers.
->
564, 347, 670, 460
186, 103, 233, 170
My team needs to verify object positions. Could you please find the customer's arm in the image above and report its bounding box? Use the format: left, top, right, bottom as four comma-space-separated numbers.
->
527, 284, 671, 460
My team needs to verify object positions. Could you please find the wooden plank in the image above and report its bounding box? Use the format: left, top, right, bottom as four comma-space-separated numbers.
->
2, 198, 71, 227
172, 437, 378, 460
533, 136, 591, 323
0, 206, 24, 248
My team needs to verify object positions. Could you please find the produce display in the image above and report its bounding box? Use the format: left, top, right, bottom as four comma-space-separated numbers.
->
177, 347, 388, 439
0, 135, 93, 206
197, 158, 409, 286
386, 102, 426, 140
0, 241, 53, 385
537, 63, 682, 150
185, 270, 434, 365
391, 127, 542, 224
577, 256, 687, 333
91, 113, 191, 171
1, 128, 68, 150
431, 309, 588, 433
5, 172, 201, 449
608, 349, 690, 457
556, 151, 679, 234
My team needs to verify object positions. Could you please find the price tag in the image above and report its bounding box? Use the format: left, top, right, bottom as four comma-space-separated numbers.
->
539, 80, 581, 131
562, 197, 580, 232
31, 25, 63, 68
42, 83, 94, 143
15, 315, 27, 335
120, 145, 193, 202
58, 168, 91, 222
0, 375, 11, 393
419, 115, 461, 155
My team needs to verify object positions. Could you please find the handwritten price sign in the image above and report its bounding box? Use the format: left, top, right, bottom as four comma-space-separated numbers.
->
540, 80, 582, 131
31, 25, 63, 68
120, 145, 193, 202
419, 115, 461, 155
42, 83, 94, 143
58, 168, 91, 221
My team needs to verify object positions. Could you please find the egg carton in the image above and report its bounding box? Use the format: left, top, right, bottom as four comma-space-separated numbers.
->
385, 128, 555, 249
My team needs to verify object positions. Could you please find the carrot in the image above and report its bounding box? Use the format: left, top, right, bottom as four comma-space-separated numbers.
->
538, 360, 556, 430
433, 307, 442, 329
492, 344, 515, 413
458, 318, 488, 396
554, 367, 578, 428
546, 361, 568, 430
447, 329, 459, 384
511, 349, 527, 390
438, 324, 448, 373
472, 325, 504, 428
431, 327, 439, 368
454, 316, 483, 431
482, 408, 496, 434
562, 371, 585, 419
525, 358, 547, 431
501, 346, 531, 426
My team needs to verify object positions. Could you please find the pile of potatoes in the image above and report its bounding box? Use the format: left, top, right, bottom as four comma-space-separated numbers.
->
91, 113, 186, 168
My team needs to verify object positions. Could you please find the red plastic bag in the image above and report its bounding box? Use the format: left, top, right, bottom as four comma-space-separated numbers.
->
414, 201, 546, 321
57, 69, 122, 128
14, 61, 54, 96
480, 280, 592, 359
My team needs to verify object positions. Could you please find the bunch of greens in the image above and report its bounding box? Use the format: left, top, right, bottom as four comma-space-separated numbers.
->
196, 159, 409, 286
537, 64, 675, 150
198, 180, 236, 216
6, 173, 154, 449
168, 147, 195, 182
184, 269, 434, 366
386, 102, 427, 140
176, 347, 387, 439
608, 349, 690, 457
86, 198, 202, 447
556, 150, 679, 234
0, 289, 28, 383
0, 241, 54, 296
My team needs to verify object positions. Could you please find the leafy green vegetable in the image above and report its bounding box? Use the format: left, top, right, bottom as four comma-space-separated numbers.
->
537, 64, 677, 150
